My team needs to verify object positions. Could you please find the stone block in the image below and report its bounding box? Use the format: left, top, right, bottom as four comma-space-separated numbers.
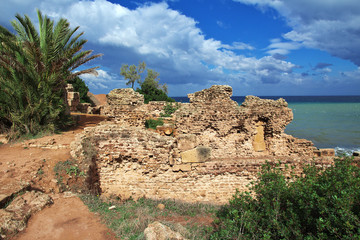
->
172, 164, 191, 172
320, 148, 335, 157
180, 146, 211, 163
156, 124, 174, 136
313, 150, 321, 157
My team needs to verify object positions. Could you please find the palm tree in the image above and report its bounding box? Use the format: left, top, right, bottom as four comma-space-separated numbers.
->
0, 10, 102, 139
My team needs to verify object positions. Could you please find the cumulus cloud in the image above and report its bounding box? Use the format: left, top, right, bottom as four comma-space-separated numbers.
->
233, 0, 360, 66
0, 0, 306, 95
80, 69, 122, 91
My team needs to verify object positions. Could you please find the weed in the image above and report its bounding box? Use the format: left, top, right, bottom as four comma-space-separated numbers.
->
66, 165, 80, 176
0, 142, 3, 145
145, 118, 164, 129
37, 167, 44, 176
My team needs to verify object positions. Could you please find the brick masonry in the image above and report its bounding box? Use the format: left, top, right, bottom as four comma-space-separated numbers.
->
71, 85, 335, 204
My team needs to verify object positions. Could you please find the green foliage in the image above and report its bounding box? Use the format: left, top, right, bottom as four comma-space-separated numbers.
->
120, 61, 146, 89
211, 157, 360, 240
80, 194, 218, 239
160, 103, 179, 117
0, 10, 101, 140
145, 118, 164, 129
136, 68, 174, 103
66, 165, 80, 176
37, 167, 44, 176
67, 76, 91, 103
121, 61, 173, 103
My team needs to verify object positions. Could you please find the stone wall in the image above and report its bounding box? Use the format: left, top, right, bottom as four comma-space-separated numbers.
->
71, 122, 334, 203
65, 84, 101, 114
175, 85, 316, 159
102, 88, 180, 126
71, 85, 334, 204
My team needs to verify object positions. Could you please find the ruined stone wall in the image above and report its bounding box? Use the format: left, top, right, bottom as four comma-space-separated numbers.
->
102, 88, 146, 127
71, 85, 335, 204
102, 88, 181, 126
175, 85, 316, 159
71, 123, 334, 204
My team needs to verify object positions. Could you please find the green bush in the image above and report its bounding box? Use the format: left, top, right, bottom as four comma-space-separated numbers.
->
145, 118, 164, 129
160, 103, 179, 117
211, 157, 360, 240
137, 83, 175, 104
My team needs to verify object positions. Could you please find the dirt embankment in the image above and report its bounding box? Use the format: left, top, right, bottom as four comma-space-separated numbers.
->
0, 113, 118, 240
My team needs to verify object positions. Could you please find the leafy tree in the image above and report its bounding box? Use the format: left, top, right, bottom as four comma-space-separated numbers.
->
120, 61, 146, 89
67, 76, 92, 103
136, 68, 174, 103
0, 10, 101, 139
211, 157, 360, 240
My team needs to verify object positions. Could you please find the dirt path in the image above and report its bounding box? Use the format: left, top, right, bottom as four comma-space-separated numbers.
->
0, 114, 118, 240
14, 194, 117, 240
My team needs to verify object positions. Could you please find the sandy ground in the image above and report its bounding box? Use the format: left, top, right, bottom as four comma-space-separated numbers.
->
0, 113, 118, 240
14, 194, 117, 240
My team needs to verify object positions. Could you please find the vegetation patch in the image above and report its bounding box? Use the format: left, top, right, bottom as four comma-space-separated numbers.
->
54, 159, 86, 193
80, 195, 218, 240
145, 118, 164, 130
0, 10, 101, 140
160, 103, 179, 117
210, 157, 360, 240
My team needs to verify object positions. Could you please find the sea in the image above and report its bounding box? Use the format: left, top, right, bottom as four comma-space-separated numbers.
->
172, 96, 360, 156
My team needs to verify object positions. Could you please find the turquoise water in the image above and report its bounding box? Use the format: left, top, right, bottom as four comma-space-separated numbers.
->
286, 102, 360, 152
173, 96, 360, 154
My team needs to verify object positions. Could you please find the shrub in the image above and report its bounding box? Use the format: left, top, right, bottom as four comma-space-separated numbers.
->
160, 103, 179, 117
145, 118, 164, 129
137, 83, 175, 104
211, 157, 360, 240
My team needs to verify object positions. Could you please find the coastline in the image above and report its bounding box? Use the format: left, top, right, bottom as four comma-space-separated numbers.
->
173, 95, 360, 155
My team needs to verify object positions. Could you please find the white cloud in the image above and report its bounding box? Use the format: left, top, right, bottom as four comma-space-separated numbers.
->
223, 42, 255, 51
0, 0, 307, 95
233, 0, 360, 65
80, 69, 122, 90
266, 38, 301, 55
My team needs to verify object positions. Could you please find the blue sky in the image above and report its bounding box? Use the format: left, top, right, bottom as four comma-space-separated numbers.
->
1, 0, 359, 96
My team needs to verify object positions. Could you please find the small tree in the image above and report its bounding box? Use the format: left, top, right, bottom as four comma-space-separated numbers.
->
136, 69, 174, 103
120, 61, 146, 89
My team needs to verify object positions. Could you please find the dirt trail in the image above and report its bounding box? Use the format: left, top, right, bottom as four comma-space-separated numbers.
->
14, 194, 117, 240
0, 114, 118, 240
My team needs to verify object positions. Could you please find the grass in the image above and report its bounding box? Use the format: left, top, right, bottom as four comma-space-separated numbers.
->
80, 194, 219, 240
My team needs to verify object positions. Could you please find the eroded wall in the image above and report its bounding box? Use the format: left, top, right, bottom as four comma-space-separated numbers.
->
175, 85, 316, 159
71, 85, 335, 204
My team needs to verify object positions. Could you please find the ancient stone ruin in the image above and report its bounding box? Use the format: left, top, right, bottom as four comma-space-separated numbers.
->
65, 84, 101, 114
71, 85, 335, 204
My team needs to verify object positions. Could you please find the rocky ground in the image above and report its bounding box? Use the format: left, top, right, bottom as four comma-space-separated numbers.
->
0, 113, 118, 240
